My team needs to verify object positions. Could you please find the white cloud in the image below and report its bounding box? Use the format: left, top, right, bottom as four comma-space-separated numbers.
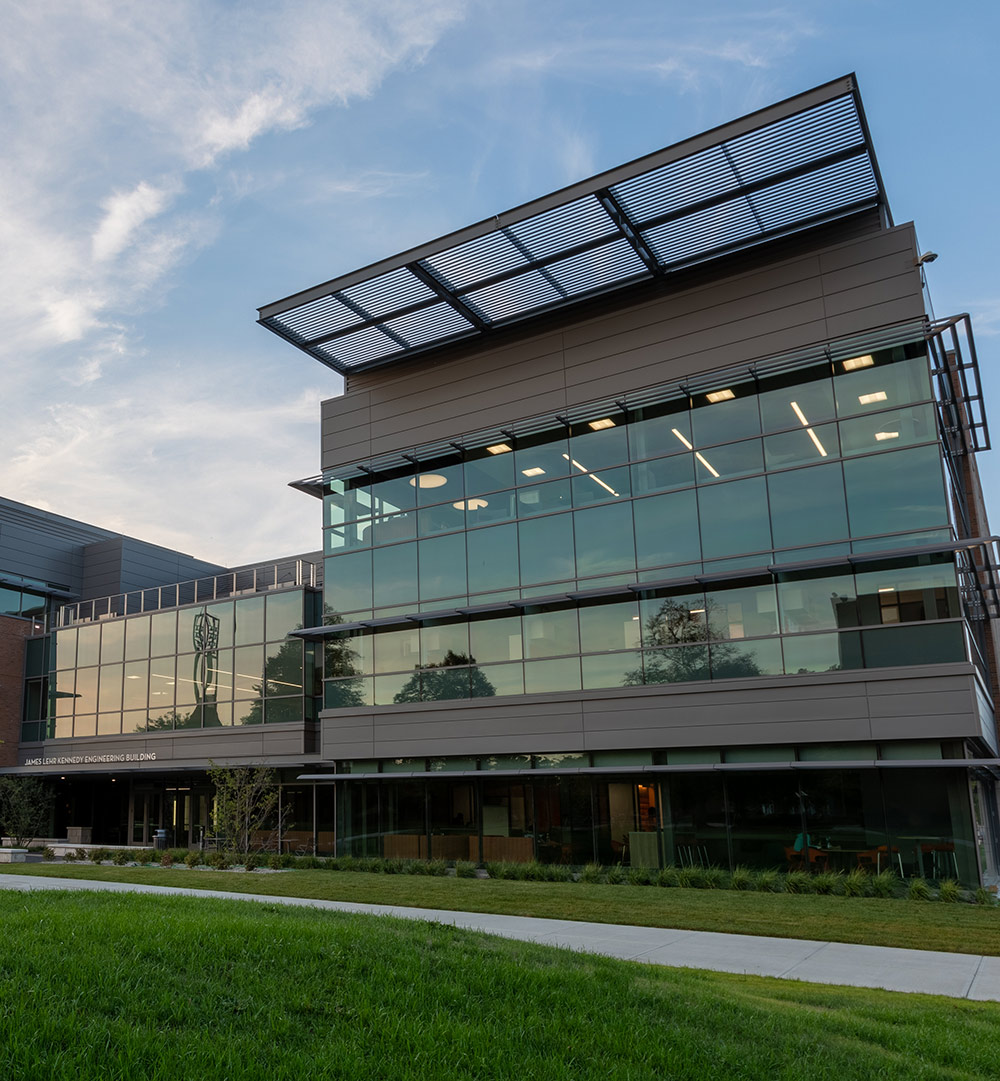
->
92, 181, 174, 263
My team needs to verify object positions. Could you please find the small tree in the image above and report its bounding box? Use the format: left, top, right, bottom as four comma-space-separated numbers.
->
0, 776, 54, 847
207, 763, 283, 855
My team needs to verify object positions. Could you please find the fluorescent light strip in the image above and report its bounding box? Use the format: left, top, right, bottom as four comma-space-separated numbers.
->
694, 452, 719, 478
562, 454, 619, 497
671, 428, 693, 450
790, 401, 828, 457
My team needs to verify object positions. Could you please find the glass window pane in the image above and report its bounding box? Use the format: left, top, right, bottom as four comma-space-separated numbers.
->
856, 558, 959, 626
370, 471, 416, 516
98, 663, 123, 713
209, 649, 234, 701
419, 533, 467, 601
759, 367, 836, 433
633, 489, 701, 569
266, 591, 303, 640
54, 628, 77, 670
413, 460, 463, 506
74, 715, 97, 737
416, 667, 472, 702
374, 672, 413, 705
523, 608, 579, 659
515, 431, 570, 483
696, 438, 763, 483
764, 422, 839, 470
516, 478, 571, 516
631, 453, 695, 496
777, 572, 857, 633
639, 592, 708, 647
691, 384, 760, 445
149, 611, 177, 657
235, 596, 265, 646
149, 656, 175, 714
417, 502, 466, 537
74, 668, 97, 715
76, 624, 101, 667
24, 638, 46, 678
711, 637, 782, 678
582, 651, 642, 689
783, 631, 862, 673
698, 476, 771, 559
468, 524, 519, 594
862, 622, 965, 668
465, 445, 515, 496
844, 445, 947, 538
124, 616, 150, 661
569, 419, 628, 470
374, 628, 420, 674
705, 582, 778, 640
643, 644, 709, 684
523, 656, 581, 694
325, 676, 373, 708
233, 646, 264, 697
421, 622, 471, 667
475, 662, 523, 697
768, 462, 848, 549
325, 551, 373, 616
0, 586, 20, 616
372, 512, 416, 545
470, 615, 523, 663
204, 602, 234, 649
123, 660, 148, 710
839, 402, 937, 456
629, 401, 691, 460
177, 606, 204, 654
373, 543, 418, 608
100, 620, 125, 664
325, 632, 373, 678
835, 352, 932, 418
574, 502, 634, 578
570, 466, 630, 506
265, 640, 303, 696
518, 515, 575, 585
264, 697, 302, 724
579, 599, 641, 653
234, 699, 262, 726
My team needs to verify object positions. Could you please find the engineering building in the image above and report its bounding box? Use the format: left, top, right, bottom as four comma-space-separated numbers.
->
5, 75, 1000, 882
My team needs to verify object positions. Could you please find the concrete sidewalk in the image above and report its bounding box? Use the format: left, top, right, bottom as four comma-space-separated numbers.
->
3, 873, 999, 1002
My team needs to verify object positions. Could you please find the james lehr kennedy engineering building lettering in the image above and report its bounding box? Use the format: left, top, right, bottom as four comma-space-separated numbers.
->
4, 75, 1000, 884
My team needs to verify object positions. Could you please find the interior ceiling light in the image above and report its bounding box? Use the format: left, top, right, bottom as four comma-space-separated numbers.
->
789, 401, 828, 458
875, 431, 899, 441
694, 452, 719, 478
671, 428, 693, 450
521, 467, 545, 477
487, 443, 512, 455
453, 498, 489, 510
858, 391, 888, 405
409, 473, 448, 488
843, 355, 874, 371
562, 453, 619, 497
588, 418, 616, 430
706, 388, 735, 403
878, 587, 896, 593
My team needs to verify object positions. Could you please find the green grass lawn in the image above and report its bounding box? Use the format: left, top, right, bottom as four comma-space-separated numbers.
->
1, 889, 999, 1080
3, 862, 1000, 955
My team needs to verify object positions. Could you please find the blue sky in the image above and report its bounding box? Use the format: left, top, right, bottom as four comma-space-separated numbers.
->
3, 0, 998, 566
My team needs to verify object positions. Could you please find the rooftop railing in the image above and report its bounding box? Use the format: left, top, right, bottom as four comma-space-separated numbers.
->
55, 559, 320, 629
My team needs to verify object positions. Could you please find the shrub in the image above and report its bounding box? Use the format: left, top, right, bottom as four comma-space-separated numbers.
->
605, 865, 626, 885
160, 852, 174, 868
842, 867, 870, 898
41, 846, 55, 861
206, 851, 231, 870
752, 869, 782, 893
63, 850, 77, 862
975, 886, 995, 907
333, 854, 355, 873
111, 849, 131, 866
626, 866, 653, 886
871, 870, 899, 899
783, 871, 813, 894
811, 871, 843, 896
183, 851, 202, 869
730, 866, 754, 891
88, 847, 110, 864
167, 848, 188, 863
136, 849, 156, 865
454, 860, 477, 879
243, 854, 261, 871
579, 862, 604, 884
907, 877, 932, 902
676, 866, 705, 889
937, 878, 962, 904
267, 853, 283, 870
656, 866, 680, 888
426, 859, 448, 877
543, 863, 574, 883
702, 866, 728, 890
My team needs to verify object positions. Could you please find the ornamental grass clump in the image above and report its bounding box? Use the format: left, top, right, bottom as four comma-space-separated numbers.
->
605, 865, 627, 885
656, 866, 681, 888
871, 870, 899, 899
783, 870, 813, 894
752, 869, 781, 893
701, 866, 729, 890
626, 866, 653, 886
454, 861, 477, 879
937, 878, 962, 903
907, 877, 932, 902
811, 871, 843, 896
579, 862, 604, 884
111, 849, 131, 867
729, 866, 754, 891
842, 867, 870, 898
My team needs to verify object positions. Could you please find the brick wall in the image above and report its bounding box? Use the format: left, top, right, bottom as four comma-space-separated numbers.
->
0, 615, 32, 767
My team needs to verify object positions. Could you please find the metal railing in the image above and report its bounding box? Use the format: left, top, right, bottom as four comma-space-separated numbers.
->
55, 560, 319, 628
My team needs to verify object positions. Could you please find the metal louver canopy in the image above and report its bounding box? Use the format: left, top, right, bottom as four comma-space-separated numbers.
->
258, 75, 888, 376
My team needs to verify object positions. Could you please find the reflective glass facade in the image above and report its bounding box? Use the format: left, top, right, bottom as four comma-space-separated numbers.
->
22, 588, 321, 742
321, 344, 967, 706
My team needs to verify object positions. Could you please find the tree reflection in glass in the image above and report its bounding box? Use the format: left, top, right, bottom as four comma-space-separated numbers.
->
394, 651, 496, 703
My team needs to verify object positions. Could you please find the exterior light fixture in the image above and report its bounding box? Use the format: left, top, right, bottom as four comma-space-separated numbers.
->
858, 391, 887, 405
521, 467, 545, 477
875, 431, 899, 441
453, 498, 488, 510
915, 252, 938, 265
487, 443, 512, 455
409, 474, 448, 488
588, 418, 616, 430
706, 389, 735, 403
842, 355, 874, 371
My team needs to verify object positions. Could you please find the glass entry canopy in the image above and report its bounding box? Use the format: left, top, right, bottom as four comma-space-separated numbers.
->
260, 76, 887, 375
